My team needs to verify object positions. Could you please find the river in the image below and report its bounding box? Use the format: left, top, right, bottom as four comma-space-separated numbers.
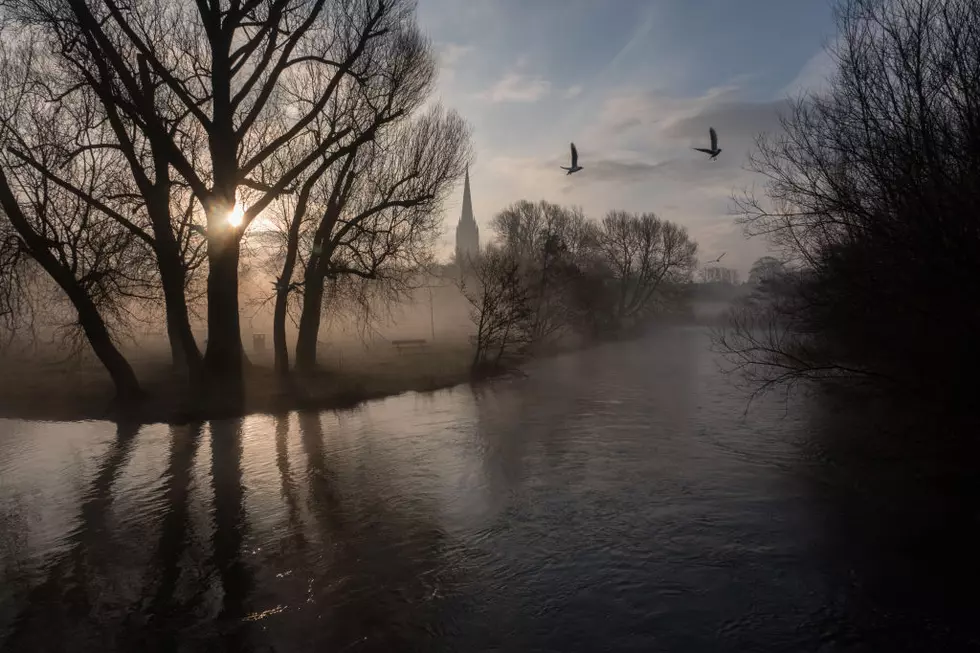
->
0, 327, 976, 652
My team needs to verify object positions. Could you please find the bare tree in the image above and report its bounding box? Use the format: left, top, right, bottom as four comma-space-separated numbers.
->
486, 202, 700, 342
0, 11, 211, 377
720, 0, 980, 404
289, 104, 470, 372
458, 245, 533, 373
747, 256, 786, 286
0, 60, 145, 399
257, 16, 440, 374
3, 0, 429, 393
596, 211, 698, 332
711, 271, 883, 403
0, 210, 33, 348
0, 28, 214, 386
491, 200, 596, 345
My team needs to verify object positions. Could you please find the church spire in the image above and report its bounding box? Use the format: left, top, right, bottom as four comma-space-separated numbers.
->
455, 164, 479, 262
459, 165, 474, 227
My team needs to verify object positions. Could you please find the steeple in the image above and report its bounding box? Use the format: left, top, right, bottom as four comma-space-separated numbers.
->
455, 165, 479, 263
460, 165, 474, 226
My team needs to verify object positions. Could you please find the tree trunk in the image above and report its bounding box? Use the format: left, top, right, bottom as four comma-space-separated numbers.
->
74, 291, 144, 403
272, 205, 306, 376
0, 167, 143, 402
29, 258, 141, 402
146, 142, 202, 379
158, 249, 202, 376
272, 287, 291, 374
295, 271, 325, 373
203, 231, 244, 387
204, 37, 245, 399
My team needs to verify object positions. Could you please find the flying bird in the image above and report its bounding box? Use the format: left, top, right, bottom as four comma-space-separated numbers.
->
709, 252, 726, 263
560, 142, 583, 175
693, 127, 722, 160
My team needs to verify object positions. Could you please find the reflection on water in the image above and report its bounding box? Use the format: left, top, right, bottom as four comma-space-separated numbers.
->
0, 328, 977, 652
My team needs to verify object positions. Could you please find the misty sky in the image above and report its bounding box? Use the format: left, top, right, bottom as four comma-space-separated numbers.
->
417, 0, 839, 275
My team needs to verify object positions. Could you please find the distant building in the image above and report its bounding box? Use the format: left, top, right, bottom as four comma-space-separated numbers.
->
454, 165, 480, 264
701, 266, 740, 285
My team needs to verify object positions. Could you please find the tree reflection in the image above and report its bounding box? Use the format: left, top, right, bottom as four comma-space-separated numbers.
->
274, 413, 306, 552
3, 407, 472, 652
296, 410, 457, 651
3, 421, 140, 651
208, 418, 254, 652
132, 423, 203, 652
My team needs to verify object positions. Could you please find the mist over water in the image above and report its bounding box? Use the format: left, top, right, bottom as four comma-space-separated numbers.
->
0, 328, 976, 652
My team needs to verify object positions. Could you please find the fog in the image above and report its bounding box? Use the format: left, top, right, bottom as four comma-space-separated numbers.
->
3, 0, 980, 649
0, 263, 476, 366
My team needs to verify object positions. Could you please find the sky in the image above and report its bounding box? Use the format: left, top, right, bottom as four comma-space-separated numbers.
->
416, 0, 840, 276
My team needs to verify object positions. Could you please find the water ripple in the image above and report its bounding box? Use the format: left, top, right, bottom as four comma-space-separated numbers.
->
1, 329, 977, 651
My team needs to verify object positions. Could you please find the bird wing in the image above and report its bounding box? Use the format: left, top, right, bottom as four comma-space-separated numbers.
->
692, 148, 713, 154
570, 142, 578, 168
709, 127, 718, 151
717, 252, 726, 261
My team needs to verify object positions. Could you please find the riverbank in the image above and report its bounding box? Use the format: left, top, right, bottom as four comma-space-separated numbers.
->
0, 342, 477, 424
0, 324, 714, 425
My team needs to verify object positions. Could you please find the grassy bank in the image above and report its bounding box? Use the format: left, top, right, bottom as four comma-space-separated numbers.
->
0, 324, 706, 425
0, 342, 476, 424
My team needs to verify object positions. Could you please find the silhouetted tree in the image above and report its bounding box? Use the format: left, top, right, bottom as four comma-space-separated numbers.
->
0, 207, 30, 347
491, 200, 596, 345
484, 202, 699, 345
251, 14, 471, 374
2, 0, 432, 395
720, 0, 980, 407
596, 211, 698, 333
458, 245, 533, 373
747, 256, 786, 286
0, 29, 209, 376
289, 106, 471, 373
0, 45, 146, 399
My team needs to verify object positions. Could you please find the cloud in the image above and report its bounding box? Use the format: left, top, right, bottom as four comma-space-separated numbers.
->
600, 3, 659, 78
567, 158, 675, 183
582, 85, 789, 170
692, 221, 773, 273
565, 84, 793, 272
563, 84, 583, 99
780, 46, 837, 98
437, 42, 474, 85
445, 72, 791, 275
440, 43, 474, 66
466, 147, 783, 275
588, 84, 743, 146
508, 148, 677, 185
484, 85, 790, 199
479, 72, 551, 103
662, 99, 792, 144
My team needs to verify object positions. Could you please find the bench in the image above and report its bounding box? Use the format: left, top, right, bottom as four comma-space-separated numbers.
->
391, 338, 428, 354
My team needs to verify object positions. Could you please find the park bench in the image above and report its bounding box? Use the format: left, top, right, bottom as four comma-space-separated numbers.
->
391, 338, 428, 354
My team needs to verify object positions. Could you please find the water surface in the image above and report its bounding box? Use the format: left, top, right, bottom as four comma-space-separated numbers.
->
1, 328, 976, 651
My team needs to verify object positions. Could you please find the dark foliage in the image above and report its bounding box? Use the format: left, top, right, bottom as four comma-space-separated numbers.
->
718, 0, 980, 409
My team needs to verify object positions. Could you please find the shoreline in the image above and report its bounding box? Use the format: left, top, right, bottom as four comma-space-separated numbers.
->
0, 323, 719, 426
0, 343, 482, 425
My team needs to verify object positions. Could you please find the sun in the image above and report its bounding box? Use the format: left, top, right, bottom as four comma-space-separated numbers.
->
227, 203, 245, 228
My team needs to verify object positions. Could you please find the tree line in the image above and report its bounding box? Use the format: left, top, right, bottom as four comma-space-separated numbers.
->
458, 200, 698, 373
716, 0, 980, 410
0, 0, 471, 410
